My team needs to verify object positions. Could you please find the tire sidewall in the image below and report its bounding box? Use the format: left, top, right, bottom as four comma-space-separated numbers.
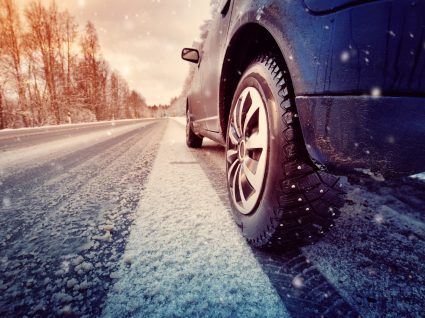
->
226, 63, 287, 242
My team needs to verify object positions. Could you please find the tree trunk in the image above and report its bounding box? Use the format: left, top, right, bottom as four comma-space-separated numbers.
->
0, 88, 4, 130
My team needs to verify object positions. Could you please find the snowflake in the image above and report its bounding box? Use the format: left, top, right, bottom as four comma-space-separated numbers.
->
340, 50, 350, 62
371, 87, 381, 98
292, 275, 304, 288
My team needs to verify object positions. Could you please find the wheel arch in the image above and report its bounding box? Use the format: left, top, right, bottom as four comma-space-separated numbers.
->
219, 22, 296, 141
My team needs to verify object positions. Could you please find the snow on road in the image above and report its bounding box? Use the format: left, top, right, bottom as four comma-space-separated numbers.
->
302, 175, 425, 317
0, 120, 165, 317
0, 121, 153, 179
102, 120, 289, 317
2, 117, 423, 317
180, 124, 425, 317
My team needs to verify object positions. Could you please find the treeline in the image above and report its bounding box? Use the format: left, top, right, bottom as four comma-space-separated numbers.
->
0, 0, 158, 130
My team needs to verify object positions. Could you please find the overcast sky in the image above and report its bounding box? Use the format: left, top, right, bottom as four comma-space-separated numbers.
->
18, 0, 211, 105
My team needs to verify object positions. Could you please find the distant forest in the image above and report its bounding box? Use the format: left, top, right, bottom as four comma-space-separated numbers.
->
0, 0, 170, 129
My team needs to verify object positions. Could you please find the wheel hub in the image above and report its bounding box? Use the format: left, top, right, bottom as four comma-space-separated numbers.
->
238, 139, 246, 161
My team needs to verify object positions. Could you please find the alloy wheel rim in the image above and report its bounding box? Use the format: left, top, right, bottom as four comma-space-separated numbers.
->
227, 87, 269, 214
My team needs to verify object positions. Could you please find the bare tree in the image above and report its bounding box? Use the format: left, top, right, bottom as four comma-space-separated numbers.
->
80, 21, 102, 119
63, 11, 77, 106
0, 0, 27, 127
0, 85, 4, 129
0, 0, 150, 129
25, 0, 61, 123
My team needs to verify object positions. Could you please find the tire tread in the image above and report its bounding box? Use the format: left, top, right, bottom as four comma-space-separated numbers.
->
246, 54, 345, 248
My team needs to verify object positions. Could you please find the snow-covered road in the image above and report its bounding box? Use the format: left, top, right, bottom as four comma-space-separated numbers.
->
0, 119, 165, 317
1, 118, 424, 317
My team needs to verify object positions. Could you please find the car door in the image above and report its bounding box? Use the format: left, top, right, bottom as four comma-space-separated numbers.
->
199, 0, 234, 132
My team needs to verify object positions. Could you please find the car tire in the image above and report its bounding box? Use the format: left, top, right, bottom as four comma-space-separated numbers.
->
225, 54, 345, 248
186, 109, 203, 148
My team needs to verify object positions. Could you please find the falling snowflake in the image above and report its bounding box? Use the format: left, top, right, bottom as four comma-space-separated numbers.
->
371, 87, 381, 98
388, 30, 396, 37
340, 50, 350, 62
292, 275, 304, 288
387, 136, 395, 144
256, 6, 264, 21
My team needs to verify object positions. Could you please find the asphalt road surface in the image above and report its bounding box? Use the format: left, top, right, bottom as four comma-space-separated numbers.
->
0, 118, 424, 317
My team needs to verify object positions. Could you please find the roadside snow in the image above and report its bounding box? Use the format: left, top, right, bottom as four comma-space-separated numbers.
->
102, 120, 288, 318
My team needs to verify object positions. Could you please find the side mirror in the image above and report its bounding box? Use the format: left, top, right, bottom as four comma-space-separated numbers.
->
181, 48, 200, 64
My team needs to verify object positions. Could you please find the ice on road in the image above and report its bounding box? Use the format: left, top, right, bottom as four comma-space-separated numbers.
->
102, 120, 288, 317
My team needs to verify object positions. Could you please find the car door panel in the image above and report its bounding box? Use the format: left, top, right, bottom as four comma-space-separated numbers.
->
199, 0, 235, 132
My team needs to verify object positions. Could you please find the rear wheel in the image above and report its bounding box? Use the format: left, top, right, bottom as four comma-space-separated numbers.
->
186, 109, 203, 148
225, 54, 344, 248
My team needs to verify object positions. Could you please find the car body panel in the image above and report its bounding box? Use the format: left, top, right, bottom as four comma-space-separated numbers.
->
297, 95, 425, 177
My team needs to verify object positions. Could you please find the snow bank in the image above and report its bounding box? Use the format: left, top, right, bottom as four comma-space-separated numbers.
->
102, 120, 288, 318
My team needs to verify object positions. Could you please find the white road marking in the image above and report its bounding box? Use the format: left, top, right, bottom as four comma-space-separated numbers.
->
102, 119, 288, 317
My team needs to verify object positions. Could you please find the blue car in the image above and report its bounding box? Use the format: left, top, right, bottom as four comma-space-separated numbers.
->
182, 0, 425, 247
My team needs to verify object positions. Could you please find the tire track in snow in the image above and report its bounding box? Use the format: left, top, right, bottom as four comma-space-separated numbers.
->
301, 176, 425, 317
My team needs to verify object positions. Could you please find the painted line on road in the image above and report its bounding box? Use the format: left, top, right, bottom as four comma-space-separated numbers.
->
102, 119, 290, 317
